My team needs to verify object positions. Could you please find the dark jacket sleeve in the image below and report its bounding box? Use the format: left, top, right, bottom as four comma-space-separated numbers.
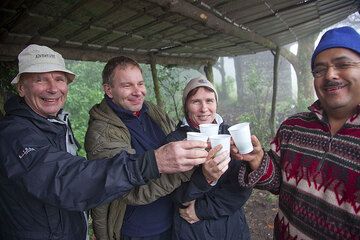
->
171, 167, 212, 206
0, 124, 160, 212
172, 158, 252, 220
194, 162, 252, 220
166, 125, 213, 206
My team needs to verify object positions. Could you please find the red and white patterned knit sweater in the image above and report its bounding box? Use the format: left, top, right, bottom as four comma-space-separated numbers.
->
238, 101, 360, 240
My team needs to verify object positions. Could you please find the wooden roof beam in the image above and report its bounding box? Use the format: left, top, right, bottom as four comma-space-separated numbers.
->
0, 0, 43, 31
0, 43, 216, 66
84, 12, 145, 44
30, 0, 89, 42
58, 1, 124, 45
147, 0, 278, 51
234, 0, 317, 24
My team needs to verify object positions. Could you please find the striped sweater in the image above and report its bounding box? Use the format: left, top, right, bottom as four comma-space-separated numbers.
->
238, 101, 360, 240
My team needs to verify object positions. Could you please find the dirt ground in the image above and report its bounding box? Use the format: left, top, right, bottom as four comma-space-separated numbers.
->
244, 189, 278, 240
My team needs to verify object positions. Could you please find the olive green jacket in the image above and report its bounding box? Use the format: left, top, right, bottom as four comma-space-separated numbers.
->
84, 99, 192, 240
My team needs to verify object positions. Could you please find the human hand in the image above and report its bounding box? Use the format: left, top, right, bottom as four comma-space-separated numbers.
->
230, 135, 264, 171
179, 200, 200, 224
202, 145, 230, 183
155, 140, 208, 174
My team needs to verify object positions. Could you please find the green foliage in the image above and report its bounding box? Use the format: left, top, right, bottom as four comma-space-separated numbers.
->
232, 64, 296, 149
0, 63, 17, 92
275, 101, 297, 126
0, 62, 17, 117
216, 75, 237, 102
64, 60, 105, 156
242, 65, 272, 147
296, 97, 312, 113
145, 65, 194, 121
158, 66, 189, 120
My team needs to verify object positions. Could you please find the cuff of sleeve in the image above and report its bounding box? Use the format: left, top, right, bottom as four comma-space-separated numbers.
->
194, 199, 208, 220
191, 167, 213, 191
141, 150, 160, 181
238, 153, 270, 188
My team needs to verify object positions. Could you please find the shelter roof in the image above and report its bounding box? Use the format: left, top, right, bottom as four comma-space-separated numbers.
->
0, 0, 359, 65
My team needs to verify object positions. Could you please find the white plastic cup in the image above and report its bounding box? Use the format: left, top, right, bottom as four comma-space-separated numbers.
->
228, 122, 253, 154
186, 132, 208, 142
209, 134, 231, 157
199, 123, 219, 138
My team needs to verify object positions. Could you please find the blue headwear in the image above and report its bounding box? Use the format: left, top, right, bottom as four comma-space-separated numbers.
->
311, 26, 360, 69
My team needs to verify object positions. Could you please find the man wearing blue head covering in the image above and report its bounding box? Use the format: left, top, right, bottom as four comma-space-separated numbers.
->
232, 26, 360, 239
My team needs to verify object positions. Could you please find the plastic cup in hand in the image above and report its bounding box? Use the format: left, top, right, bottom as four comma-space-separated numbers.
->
199, 123, 219, 138
186, 132, 208, 150
209, 134, 231, 157
228, 122, 253, 154
186, 132, 208, 142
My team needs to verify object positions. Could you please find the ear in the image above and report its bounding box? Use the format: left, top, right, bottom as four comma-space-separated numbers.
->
17, 82, 26, 97
103, 84, 113, 98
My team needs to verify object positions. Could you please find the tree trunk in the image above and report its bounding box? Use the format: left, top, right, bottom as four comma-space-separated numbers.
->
296, 33, 318, 108
233, 56, 244, 105
213, 57, 226, 100
277, 32, 319, 110
204, 62, 214, 83
270, 47, 280, 137
150, 56, 164, 110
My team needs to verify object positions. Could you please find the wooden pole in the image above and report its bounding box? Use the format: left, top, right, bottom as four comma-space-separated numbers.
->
204, 62, 214, 83
270, 47, 280, 137
150, 55, 164, 110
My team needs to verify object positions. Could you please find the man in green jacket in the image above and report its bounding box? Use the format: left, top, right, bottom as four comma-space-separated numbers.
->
85, 56, 226, 240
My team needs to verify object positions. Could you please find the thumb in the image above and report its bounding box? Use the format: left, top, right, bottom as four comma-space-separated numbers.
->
251, 135, 262, 148
207, 144, 222, 160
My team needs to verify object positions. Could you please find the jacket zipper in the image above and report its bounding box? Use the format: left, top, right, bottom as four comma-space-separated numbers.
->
317, 136, 332, 172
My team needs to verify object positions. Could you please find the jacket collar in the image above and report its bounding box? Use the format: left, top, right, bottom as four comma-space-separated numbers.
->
104, 94, 148, 120
180, 113, 224, 129
308, 100, 360, 124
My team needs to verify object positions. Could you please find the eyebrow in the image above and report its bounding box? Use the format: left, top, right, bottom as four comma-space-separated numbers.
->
314, 56, 355, 66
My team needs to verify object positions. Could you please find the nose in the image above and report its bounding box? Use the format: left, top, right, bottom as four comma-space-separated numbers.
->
200, 102, 208, 112
132, 85, 141, 95
46, 79, 59, 93
324, 65, 340, 79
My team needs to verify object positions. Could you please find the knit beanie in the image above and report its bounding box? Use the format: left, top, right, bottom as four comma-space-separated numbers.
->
311, 26, 360, 69
182, 76, 218, 106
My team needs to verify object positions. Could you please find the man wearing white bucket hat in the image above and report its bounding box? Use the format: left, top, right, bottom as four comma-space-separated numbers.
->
0, 44, 209, 240
11, 44, 76, 84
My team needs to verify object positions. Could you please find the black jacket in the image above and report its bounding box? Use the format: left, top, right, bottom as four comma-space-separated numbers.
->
0, 96, 159, 240
167, 121, 252, 240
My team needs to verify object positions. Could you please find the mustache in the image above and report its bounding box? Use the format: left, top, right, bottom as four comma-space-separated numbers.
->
324, 81, 343, 88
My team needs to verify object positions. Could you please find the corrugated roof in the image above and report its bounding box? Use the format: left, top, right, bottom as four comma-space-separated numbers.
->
0, 0, 359, 65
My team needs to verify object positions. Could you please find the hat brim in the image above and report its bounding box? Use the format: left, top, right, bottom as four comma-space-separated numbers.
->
11, 64, 76, 84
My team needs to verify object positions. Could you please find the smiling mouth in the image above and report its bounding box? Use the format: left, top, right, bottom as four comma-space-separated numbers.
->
324, 85, 346, 92
129, 98, 143, 104
42, 97, 60, 102
41, 97, 61, 104
198, 115, 211, 119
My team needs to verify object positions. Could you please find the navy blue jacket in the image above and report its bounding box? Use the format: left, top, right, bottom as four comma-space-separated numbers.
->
0, 96, 160, 240
166, 121, 252, 240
